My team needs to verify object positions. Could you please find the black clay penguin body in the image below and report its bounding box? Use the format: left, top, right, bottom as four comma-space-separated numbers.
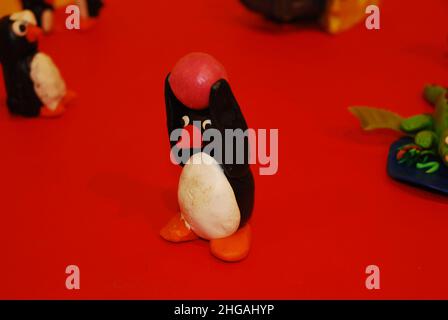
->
0, 11, 69, 118
21, 0, 54, 33
161, 53, 255, 262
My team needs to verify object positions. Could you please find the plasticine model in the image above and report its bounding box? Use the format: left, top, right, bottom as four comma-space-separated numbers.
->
350, 85, 448, 194
0, 1, 22, 19
21, 0, 54, 33
240, 0, 380, 34
161, 52, 255, 262
0, 10, 74, 117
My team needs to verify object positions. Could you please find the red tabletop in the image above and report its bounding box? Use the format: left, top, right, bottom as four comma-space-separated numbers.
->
0, 0, 447, 299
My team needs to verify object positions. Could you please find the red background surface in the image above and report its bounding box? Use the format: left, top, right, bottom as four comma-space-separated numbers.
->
0, 0, 447, 299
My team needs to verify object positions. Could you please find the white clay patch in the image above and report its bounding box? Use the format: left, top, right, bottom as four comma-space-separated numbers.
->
10, 10, 37, 25
178, 152, 240, 240
30, 53, 66, 111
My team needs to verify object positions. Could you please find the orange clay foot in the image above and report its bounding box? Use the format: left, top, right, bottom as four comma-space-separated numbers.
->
40, 104, 65, 118
210, 224, 251, 262
160, 213, 199, 243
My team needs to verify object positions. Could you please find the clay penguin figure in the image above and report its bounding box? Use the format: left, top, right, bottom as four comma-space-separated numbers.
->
161, 53, 255, 262
0, 10, 72, 118
76, 0, 104, 29
21, 0, 54, 33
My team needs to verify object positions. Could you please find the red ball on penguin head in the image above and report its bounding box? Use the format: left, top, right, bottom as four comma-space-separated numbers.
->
169, 52, 228, 110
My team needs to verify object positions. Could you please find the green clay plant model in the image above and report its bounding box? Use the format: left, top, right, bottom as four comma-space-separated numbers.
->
350, 85, 448, 174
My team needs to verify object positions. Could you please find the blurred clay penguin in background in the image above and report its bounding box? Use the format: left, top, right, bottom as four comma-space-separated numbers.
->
0, 10, 74, 118
76, 0, 104, 30
161, 52, 255, 262
240, 0, 380, 34
21, 0, 54, 33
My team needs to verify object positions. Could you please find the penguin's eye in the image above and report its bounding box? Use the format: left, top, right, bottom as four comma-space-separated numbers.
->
202, 120, 212, 130
181, 115, 190, 127
12, 21, 28, 37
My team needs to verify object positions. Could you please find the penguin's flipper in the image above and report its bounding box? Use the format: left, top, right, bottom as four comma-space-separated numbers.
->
209, 79, 251, 178
164, 74, 189, 149
210, 223, 251, 262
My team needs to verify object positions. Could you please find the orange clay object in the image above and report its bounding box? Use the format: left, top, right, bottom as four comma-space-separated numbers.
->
160, 213, 199, 243
210, 224, 251, 262
0, 1, 21, 17
322, 0, 380, 34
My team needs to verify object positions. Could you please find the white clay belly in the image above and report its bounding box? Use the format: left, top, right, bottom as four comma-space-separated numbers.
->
30, 53, 66, 110
178, 152, 241, 240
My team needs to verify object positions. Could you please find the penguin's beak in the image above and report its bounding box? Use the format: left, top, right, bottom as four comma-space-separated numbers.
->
176, 124, 203, 149
26, 24, 43, 43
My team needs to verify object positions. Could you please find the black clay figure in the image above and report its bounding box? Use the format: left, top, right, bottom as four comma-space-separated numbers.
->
160, 52, 255, 262
0, 11, 72, 118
